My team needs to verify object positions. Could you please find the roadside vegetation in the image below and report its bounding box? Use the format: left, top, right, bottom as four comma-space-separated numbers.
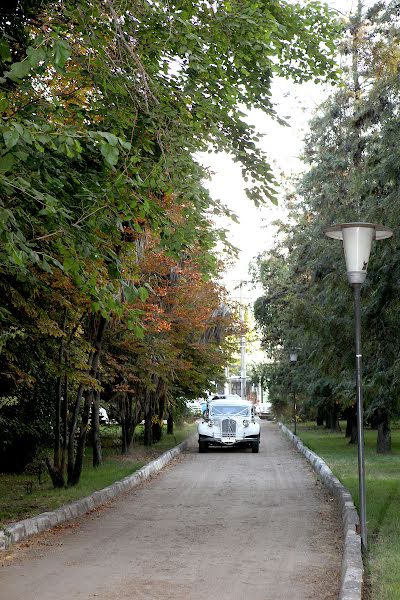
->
252, 0, 400, 455
0, 421, 196, 527
0, 0, 340, 489
294, 422, 400, 600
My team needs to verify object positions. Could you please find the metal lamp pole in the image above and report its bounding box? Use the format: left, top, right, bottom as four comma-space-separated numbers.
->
239, 281, 247, 400
293, 388, 297, 436
290, 350, 299, 436
353, 281, 367, 547
325, 222, 393, 551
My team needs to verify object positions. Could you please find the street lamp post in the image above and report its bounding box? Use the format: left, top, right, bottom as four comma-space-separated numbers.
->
325, 222, 393, 551
239, 281, 247, 400
290, 350, 299, 436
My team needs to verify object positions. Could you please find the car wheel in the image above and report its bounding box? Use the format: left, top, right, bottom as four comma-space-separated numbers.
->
199, 442, 208, 453
252, 441, 259, 453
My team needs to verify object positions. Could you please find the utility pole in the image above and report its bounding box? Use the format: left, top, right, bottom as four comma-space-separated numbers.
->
239, 281, 246, 400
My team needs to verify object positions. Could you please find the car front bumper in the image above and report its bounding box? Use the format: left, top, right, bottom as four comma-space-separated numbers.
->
199, 434, 259, 447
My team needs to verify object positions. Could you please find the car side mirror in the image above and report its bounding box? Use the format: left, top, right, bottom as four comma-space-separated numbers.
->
202, 409, 209, 420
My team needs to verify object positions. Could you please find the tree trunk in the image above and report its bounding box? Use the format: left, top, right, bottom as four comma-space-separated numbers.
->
157, 382, 166, 420
70, 390, 93, 485
144, 392, 153, 447
346, 405, 357, 443
46, 457, 65, 488
325, 399, 341, 432
92, 389, 102, 467
54, 307, 67, 469
316, 406, 324, 427
345, 404, 356, 437
67, 381, 87, 484
60, 373, 68, 475
345, 410, 352, 437
120, 392, 141, 453
120, 393, 132, 453
152, 384, 165, 443
350, 420, 357, 444
54, 376, 62, 470
144, 411, 152, 446
69, 315, 107, 486
167, 411, 173, 435
377, 410, 391, 454
121, 393, 129, 454
350, 406, 358, 445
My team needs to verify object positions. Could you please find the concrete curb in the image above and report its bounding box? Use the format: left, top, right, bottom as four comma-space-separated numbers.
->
0, 434, 195, 551
278, 423, 363, 600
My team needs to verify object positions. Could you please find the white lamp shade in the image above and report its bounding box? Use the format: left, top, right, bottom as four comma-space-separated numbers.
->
342, 226, 374, 284
289, 351, 298, 364
325, 223, 393, 285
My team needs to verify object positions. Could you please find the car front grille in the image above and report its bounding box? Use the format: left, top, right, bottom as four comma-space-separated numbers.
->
221, 418, 236, 437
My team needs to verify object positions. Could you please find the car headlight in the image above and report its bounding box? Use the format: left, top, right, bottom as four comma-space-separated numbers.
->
208, 419, 214, 427
243, 419, 250, 427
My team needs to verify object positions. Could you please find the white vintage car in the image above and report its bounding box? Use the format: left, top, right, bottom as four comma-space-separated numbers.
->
198, 395, 260, 453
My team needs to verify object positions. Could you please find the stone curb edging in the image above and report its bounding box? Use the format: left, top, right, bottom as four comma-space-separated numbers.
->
278, 423, 363, 600
0, 434, 196, 551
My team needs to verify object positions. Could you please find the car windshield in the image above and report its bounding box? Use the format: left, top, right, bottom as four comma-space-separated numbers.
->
211, 404, 250, 417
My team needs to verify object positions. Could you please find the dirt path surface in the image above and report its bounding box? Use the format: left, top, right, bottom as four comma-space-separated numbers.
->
0, 422, 342, 600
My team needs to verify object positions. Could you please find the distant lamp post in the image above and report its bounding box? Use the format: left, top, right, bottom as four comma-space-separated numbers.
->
289, 349, 299, 435
325, 222, 393, 551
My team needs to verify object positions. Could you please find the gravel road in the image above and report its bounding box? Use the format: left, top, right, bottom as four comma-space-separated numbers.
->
0, 422, 342, 600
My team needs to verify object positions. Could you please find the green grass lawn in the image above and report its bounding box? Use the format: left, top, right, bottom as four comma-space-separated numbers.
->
0, 422, 196, 528
294, 422, 400, 600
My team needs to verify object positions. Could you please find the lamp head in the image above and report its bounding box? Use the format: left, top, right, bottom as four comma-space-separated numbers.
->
325, 222, 393, 284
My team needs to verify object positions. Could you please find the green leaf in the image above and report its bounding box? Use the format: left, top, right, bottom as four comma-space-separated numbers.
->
63, 257, 79, 273
100, 143, 119, 166
53, 39, 71, 68
120, 140, 132, 150
0, 154, 15, 173
98, 132, 119, 146
13, 123, 24, 136
40, 260, 53, 273
21, 127, 33, 145
127, 321, 144, 338
0, 96, 8, 112
107, 262, 120, 279
34, 142, 45, 153
123, 285, 138, 303
0, 39, 11, 62
133, 325, 144, 339
4, 129, 20, 149
0, 207, 12, 223
26, 46, 47, 68
92, 302, 101, 313
138, 287, 149, 302
4, 60, 31, 80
